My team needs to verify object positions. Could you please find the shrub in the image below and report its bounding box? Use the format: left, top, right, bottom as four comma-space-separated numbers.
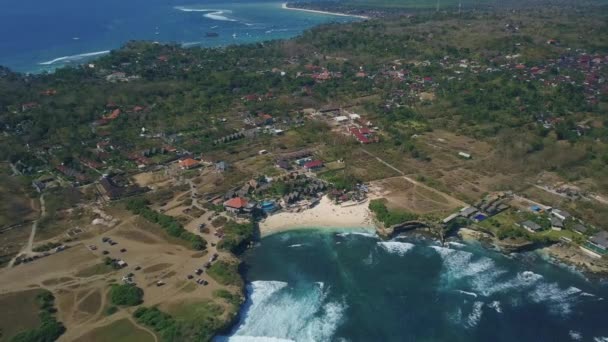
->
369, 199, 417, 227
109, 284, 144, 306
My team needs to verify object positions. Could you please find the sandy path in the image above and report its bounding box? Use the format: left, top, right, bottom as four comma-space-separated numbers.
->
8, 194, 45, 267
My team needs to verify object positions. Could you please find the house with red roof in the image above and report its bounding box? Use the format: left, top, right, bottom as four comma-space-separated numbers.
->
304, 160, 324, 171
350, 127, 376, 144
179, 158, 199, 170
223, 197, 248, 214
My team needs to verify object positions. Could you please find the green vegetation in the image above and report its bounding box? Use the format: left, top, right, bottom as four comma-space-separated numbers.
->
133, 302, 228, 342
109, 284, 144, 306
213, 289, 243, 308
10, 291, 65, 342
217, 221, 255, 254
105, 306, 118, 316
32, 242, 62, 253
207, 261, 243, 287
126, 198, 207, 250
369, 199, 418, 227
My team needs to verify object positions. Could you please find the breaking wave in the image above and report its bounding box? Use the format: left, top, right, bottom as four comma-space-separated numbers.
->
218, 280, 345, 341
466, 301, 484, 328
39, 50, 110, 65
335, 231, 377, 238
377, 241, 415, 256
431, 246, 599, 318
175, 6, 237, 21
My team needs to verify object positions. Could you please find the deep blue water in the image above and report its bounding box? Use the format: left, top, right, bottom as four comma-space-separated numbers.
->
0, 0, 357, 73
218, 229, 608, 342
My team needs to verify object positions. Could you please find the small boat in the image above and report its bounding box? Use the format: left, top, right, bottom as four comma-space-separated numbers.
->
205, 32, 219, 37
232, 33, 237, 38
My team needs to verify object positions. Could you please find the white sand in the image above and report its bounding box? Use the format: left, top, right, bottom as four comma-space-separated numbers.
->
281, 3, 370, 19
259, 196, 375, 236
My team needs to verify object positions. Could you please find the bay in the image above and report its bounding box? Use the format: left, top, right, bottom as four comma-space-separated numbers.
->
219, 229, 608, 342
0, 0, 358, 73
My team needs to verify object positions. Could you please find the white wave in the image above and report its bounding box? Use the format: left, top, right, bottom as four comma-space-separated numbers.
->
175, 6, 237, 22
466, 301, 484, 328
218, 337, 295, 342
488, 300, 502, 313
181, 41, 202, 47
377, 241, 415, 256
431, 246, 503, 289
287, 244, 303, 248
569, 330, 582, 341
448, 241, 467, 248
455, 290, 478, 298
336, 231, 377, 238
205, 11, 237, 22
222, 280, 345, 341
472, 270, 542, 297
39, 50, 110, 65
529, 284, 584, 316
594, 338, 608, 342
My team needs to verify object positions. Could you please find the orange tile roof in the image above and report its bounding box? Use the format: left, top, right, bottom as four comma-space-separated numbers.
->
224, 197, 248, 209
180, 158, 198, 168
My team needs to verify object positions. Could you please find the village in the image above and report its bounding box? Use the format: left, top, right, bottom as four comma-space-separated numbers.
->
1, 7, 608, 340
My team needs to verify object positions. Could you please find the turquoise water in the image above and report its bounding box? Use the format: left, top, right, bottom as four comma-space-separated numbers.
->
218, 229, 608, 341
0, 0, 358, 73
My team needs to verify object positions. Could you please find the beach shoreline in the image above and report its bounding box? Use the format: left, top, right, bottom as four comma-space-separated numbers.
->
259, 195, 375, 237
281, 2, 370, 19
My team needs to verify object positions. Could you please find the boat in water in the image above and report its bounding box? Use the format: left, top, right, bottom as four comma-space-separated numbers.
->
205, 32, 219, 38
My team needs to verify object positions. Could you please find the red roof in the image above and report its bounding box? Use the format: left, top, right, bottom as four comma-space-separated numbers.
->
105, 109, 121, 120
224, 197, 248, 209
304, 160, 323, 169
179, 158, 199, 168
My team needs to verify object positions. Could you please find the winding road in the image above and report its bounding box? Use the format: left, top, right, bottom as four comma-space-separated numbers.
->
8, 194, 45, 267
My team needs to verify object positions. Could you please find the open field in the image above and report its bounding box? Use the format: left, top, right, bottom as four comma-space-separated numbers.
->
0, 289, 45, 341
369, 176, 462, 216
74, 319, 155, 342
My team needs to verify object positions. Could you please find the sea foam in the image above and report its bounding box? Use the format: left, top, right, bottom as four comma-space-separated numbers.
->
39, 50, 110, 65
377, 241, 415, 256
175, 6, 237, 21
220, 280, 345, 341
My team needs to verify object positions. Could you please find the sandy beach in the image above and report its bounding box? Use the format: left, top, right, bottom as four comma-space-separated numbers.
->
259, 196, 375, 236
281, 3, 370, 19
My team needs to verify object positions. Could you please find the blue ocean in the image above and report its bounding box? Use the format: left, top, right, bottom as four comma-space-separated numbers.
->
218, 229, 608, 342
0, 0, 357, 73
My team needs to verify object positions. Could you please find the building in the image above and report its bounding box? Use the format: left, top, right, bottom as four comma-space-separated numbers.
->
551, 209, 571, 221
588, 231, 608, 251
335, 116, 349, 123
459, 206, 478, 218
179, 158, 199, 170
442, 213, 460, 224
519, 220, 542, 233
551, 217, 564, 231
303, 160, 324, 171
458, 152, 472, 159
223, 197, 248, 214
572, 224, 588, 235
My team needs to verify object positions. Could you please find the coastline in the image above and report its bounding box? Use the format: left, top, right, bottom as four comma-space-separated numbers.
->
281, 2, 370, 19
259, 195, 375, 237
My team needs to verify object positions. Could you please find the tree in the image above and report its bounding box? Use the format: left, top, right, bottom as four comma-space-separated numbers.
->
109, 284, 144, 306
